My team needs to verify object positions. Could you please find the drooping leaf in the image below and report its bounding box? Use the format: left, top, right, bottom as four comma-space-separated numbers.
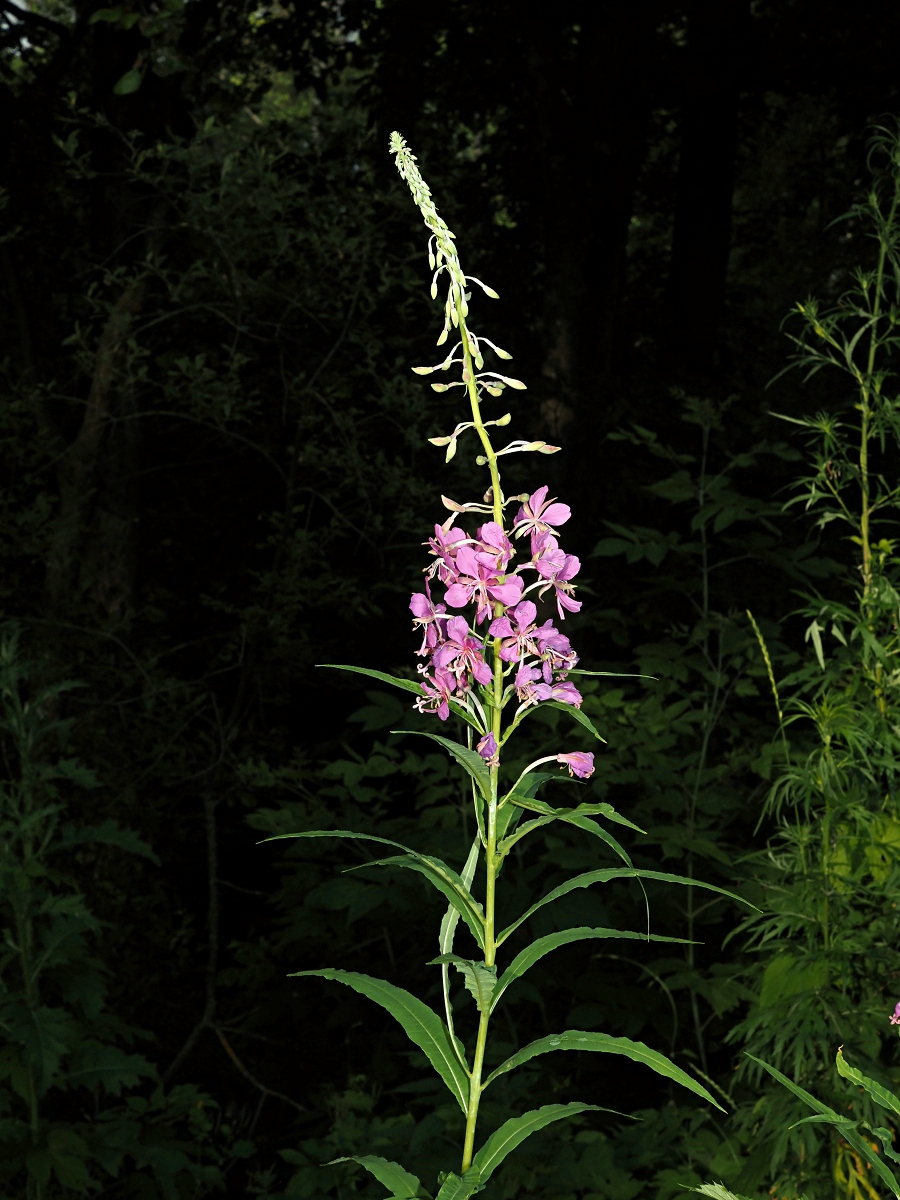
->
491, 926, 695, 1012
519, 700, 605, 741
429, 956, 497, 1012
318, 665, 482, 730
835, 1047, 900, 1118
265, 831, 484, 948
392, 731, 492, 804
498, 868, 753, 945
499, 799, 633, 865
328, 1155, 428, 1199
746, 1053, 900, 1197
438, 837, 481, 1071
291, 969, 469, 1113
484, 1030, 723, 1110
511, 794, 644, 835
352, 854, 485, 950
471, 1103, 607, 1182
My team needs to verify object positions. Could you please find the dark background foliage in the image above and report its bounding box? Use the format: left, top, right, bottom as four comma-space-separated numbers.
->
2, 1, 900, 1196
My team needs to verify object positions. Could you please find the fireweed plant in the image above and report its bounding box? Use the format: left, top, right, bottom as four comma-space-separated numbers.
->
269, 135, 750, 1200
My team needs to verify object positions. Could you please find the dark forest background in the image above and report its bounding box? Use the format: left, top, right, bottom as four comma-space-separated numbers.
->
2, 1, 900, 1197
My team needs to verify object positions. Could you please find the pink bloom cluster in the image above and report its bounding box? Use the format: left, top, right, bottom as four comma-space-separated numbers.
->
409, 486, 583, 724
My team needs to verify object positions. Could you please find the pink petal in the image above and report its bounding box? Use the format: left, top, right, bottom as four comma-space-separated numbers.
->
444, 583, 471, 608
542, 502, 571, 526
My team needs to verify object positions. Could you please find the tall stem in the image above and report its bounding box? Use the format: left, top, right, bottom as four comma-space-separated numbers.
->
459, 318, 502, 1173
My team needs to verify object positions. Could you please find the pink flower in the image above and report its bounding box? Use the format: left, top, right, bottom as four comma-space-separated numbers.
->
489, 600, 539, 662
476, 521, 514, 570
425, 521, 468, 584
434, 616, 492, 685
533, 622, 578, 680
557, 751, 595, 779
415, 667, 457, 721
534, 680, 583, 707
477, 732, 498, 764
891, 1001, 900, 1026
445, 545, 524, 623
409, 584, 448, 657
514, 486, 571, 540
531, 532, 581, 619
515, 663, 542, 703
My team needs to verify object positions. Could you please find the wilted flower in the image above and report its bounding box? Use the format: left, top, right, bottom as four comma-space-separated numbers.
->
477, 732, 499, 764
557, 751, 595, 779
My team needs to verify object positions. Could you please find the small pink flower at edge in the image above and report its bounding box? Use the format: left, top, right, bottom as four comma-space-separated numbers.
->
891, 1001, 900, 1026
477, 732, 499, 764
557, 751, 594, 779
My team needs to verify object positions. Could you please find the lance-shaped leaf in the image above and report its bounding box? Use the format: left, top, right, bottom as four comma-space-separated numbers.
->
265, 832, 485, 950
292, 970, 469, 1114
318, 665, 483, 732
747, 1053, 900, 1197
509, 700, 605, 743
498, 868, 753, 946
511, 795, 644, 836
328, 1155, 430, 1199
439, 837, 481, 1071
434, 1172, 483, 1200
359, 854, 485, 950
393, 730, 493, 805
499, 800, 633, 866
429, 955, 497, 1013
490, 926, 695, 1012
484, 1030, 722, 1110
835, 1047, 900, 1119
471, 1103, 609, 1182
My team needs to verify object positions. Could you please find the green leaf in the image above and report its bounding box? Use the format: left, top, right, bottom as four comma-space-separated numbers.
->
434, 1171, 482, 1200
471, 1103, 607, 1181
689, 1184, 755, 1200
392, 731, 492, 803
429, 956, 497, 1012
328, 1155, 428, 1199
746, 1054, 900, 1198
264, 831, 484, 949
291, 970, 469, 1113
54, 819, 159, 864
318, 665, 481, 730
500, 798, 637, 864
534, 700, 606, 742
491, 926, 695, 1012
113, 67, 143, 95
484, 1030, 723, 1110
835, 1048, 900, 1118
498, 868, 753, 945
438, 837, 481, 1071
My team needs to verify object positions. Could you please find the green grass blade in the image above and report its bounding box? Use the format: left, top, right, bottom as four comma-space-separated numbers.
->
484, 1030, 723, 1110
491, 927, 695, 1012
293, 969, 469, 1113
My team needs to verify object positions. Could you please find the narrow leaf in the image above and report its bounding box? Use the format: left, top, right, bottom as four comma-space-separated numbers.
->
835, 1048, 900, 1118
471, 1103, 606, 1181
327, 1156, 428, 1199
292, 970, 469, 1113
361, 855, 485, 949
429, 956, 497, 1012
318, 666, 481, 730
393, 730, 493, 803
498, 868, 754, 945
541, 700, 606, 742
747, 1053, 900, 1197
484, 1030, 723, 1110
434, 1173, 482, 1200
264, 832, 484, 949
491, 927, 695, 1012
